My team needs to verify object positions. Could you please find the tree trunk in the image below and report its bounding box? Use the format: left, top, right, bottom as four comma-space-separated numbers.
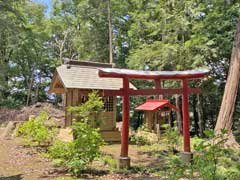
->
197, 94, 204, 137
175, 94, 182, 134
215, 21, 240, 148
193, 95, 199, 136
107, 0, 113, 64
33, 72, 42, 104
26, 71, 34, 106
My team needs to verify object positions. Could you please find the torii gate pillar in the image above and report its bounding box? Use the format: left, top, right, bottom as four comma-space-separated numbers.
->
118, 77, 131, 168
181, 78, 193, 163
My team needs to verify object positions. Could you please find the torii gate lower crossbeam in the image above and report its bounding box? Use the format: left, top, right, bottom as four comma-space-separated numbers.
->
99, 68, 208, 168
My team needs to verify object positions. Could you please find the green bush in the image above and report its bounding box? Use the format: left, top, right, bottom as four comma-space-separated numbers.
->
17, 111, 57, 146
68, 90, 104, 127
130, 126, 158, 145
164, 154, 187, 180
101, 155, 118, 171
162, 130, 240, 180
192, 129, 228, 180
48, 122, 104, 175
48, 140, 74, 160
161, 124, 181, 153
48, 91, 105, 175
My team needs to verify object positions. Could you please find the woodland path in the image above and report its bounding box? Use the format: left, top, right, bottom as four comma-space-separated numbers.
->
0, 128, 59, 180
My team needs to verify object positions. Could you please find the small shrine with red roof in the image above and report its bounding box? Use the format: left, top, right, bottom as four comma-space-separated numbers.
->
135, 99, 179, 133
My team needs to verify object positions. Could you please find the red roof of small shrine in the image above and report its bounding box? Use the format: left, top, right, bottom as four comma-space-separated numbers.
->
135, 99, 179, 111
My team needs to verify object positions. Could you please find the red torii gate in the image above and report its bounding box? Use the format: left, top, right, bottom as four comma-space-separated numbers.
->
98, 68, 209, 168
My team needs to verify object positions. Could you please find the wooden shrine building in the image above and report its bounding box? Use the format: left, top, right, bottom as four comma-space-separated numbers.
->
49, 60, 135, 141
135, 99, 179, 133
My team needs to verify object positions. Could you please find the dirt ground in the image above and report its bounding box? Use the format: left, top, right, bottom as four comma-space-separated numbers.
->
0, 128, 62, 180
0, 127, 163, 180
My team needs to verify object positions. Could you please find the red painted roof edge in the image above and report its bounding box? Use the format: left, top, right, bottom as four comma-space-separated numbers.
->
135, 99, 179, 111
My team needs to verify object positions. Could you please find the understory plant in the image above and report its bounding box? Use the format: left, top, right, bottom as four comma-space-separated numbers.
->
48, 91, 105, 175
162, 129, 240, 180
68, 90, 104, 127
100, 154, 118, 172
161, 124, 181, 153
16, 111, 57, 146
48, 122, 104, 175
130, 126, 158, 145
192, 129, 236, 180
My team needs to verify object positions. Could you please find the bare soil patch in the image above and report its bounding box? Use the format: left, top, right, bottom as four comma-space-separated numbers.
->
0, 127, 163, 180
0, 128, 61, 180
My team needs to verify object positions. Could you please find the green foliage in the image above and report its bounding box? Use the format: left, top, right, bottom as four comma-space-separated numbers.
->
48, 140, 73, 161
161, 124, 181, 153
130, 126, 158, 146
164, 129, 240, 180
192, 129, 229, 180
101, 155, 118, 171
164, 155, 188, 180
48, 122, 104, 175
68, 91, 104, 127
48, 91, 105, 175
17, 111, 57, 146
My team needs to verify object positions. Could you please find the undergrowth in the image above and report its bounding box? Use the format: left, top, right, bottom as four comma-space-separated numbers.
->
16, 111, 57, 146
48, 122, 104, 175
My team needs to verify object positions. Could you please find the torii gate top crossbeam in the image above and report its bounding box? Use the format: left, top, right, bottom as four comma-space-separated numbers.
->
98, 68, 209, 80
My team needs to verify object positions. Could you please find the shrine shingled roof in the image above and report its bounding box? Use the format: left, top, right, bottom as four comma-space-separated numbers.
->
49, 61, 136, 93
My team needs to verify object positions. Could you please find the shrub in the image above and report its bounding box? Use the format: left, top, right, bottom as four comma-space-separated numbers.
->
17, 111, 57, 146
161, 124, 181, 153
68, 91, 104, 127
160, 129, 240, 180
48, 122, 104, 175
164, 154, 187, 180
48, 140, 74, 160
101, 155, 118, 171
130, 126, 158, 145
48, 91, 105, 175
192, 129, 228, 180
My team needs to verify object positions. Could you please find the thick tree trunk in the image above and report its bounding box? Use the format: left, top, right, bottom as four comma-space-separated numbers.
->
215, 21, 240, 148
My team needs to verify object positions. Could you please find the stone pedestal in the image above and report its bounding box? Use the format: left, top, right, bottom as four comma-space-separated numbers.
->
118, 156, 130, 169
181, 151, 193, 164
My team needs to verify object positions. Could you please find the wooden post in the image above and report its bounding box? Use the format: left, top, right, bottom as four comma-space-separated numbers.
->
154, 79, 163, 99
181, 79, 193, 163
182, 79, 190, 152
119, 77, 130, 169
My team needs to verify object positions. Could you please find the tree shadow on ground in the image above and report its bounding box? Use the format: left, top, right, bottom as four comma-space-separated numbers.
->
131, 148, 176, 175
0, 174, 23, 180
77, 168, 109, 178
40, 168, 109, 179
